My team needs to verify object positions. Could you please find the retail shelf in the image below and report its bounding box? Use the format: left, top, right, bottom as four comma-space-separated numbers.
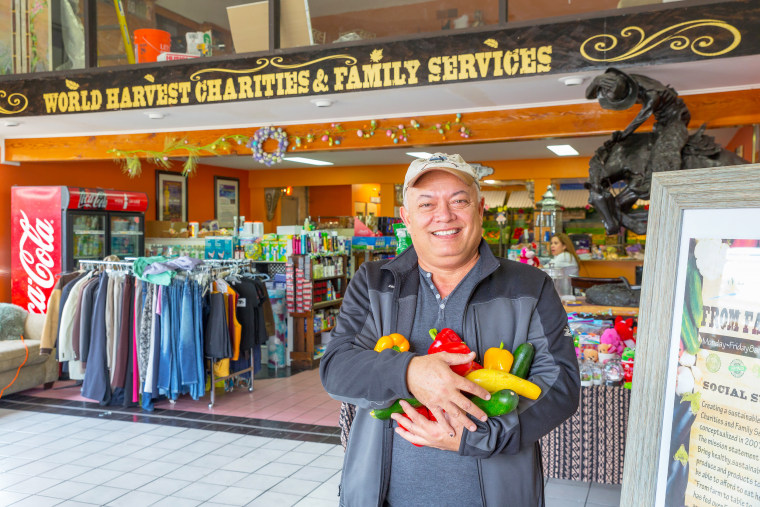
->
111, 231, 143, 235
73, 230, 105, 235
145, 237, 205, 245
312, 298, 343, 310
313, 275, 345, 281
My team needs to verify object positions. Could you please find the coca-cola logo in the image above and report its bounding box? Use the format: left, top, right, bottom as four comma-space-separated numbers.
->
78, 188, 107, 209
18, 210, 56, 313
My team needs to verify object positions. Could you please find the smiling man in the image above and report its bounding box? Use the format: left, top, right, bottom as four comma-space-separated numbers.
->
320, 153, 580, 506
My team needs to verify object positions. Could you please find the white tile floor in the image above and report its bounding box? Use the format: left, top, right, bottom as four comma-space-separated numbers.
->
0, 407, 621, 506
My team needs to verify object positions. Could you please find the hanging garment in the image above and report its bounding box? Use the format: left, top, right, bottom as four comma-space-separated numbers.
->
112, 275, 133, 389
77, 276, 101, 365
178, 279, 200, 396
109, 274, 125, 383
204, 291, 232, 360
55, 271, 88, 359
57, 272, 91, 361
40, 271, 82, 354
81, 273, 112, 405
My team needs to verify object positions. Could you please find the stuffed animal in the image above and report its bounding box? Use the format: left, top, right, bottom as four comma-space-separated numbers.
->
599, 328, 625, 356
519, 245, 540, 268
0, 303, 27, 341
614, 317, 636, 348
582, 348, 599, 362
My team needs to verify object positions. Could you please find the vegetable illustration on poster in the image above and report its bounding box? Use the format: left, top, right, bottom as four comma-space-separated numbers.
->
662, 230, 760, 506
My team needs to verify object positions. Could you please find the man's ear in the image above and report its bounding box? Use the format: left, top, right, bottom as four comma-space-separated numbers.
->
399, 206, 410, 226
478, 197, 485, 218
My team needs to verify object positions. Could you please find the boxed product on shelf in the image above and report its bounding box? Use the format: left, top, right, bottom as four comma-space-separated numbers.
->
146, 220, 188, 238
351, 236, 398, 249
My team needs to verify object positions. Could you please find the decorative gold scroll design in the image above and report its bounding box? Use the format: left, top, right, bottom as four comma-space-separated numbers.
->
0, 90, 29, 114
580, 19, 741, 62
189, 54, 357, 81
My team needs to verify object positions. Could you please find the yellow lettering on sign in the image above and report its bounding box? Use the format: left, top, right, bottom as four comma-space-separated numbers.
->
475, 52, 492, 78
207, 79, 223, 101
56, 93, 68, 113
519, 47, 537, 74
167, 83, 179, 105
537, 45, 552, 72
275, 73, 285, 95
333, 67, 348, 91
428, 57, 441, 82
404, 60, 420, 84
156, 84, 168, 106
298, 70, 310, 93
144, 85, 156, 106
253, 74, 263, 98
284, 72, 298, 94
66, 91, 81, 112
223, 78, 238, 100
503, 50, 519, 76
261, 74, 276, 97
362, 64, 382, 89
238, 76, 254, 99
491, 51, 504, 77
346, 66, 362, 90
43, 93, 59, 113
106, 88, 120, 109
441, 56, 457, 81
195, 81, 207, 102
119, 87, 132, 108
87, 90, 103, 111
391, 61, 405, 86
382, 62, 393, 87
457, 54, 477, 80
178, 82, 192, 104
132, 86, 146, 108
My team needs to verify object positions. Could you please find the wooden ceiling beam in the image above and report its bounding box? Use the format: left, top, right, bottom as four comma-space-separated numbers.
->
4, 89, 759, 162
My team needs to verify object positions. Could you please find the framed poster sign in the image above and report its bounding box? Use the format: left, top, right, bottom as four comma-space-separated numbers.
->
156, 171, 187, 221
621, 165, 760, 507
214, 176, 240, 228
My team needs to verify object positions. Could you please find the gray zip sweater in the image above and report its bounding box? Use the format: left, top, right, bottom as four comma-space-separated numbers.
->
320, 241, 580, 506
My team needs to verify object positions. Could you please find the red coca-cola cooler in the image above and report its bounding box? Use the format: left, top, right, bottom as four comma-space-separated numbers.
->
11, 186, 148, 313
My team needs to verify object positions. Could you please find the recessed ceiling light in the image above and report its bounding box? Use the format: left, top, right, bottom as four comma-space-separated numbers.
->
4, 121, 20, 127
282, 156, 333, 166
559, 76, 585, 86
483, 179, 497, 184
310, 99, 333, 108
406, 151, 433, 158
547, 144, 579, 156
145, 112, 165, 120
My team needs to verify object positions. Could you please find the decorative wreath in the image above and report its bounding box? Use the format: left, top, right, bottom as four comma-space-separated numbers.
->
249, 126, 289, 166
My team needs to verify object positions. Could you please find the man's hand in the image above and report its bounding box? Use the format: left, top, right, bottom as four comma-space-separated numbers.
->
391, 400, 465, 451
406, 352, 491, 434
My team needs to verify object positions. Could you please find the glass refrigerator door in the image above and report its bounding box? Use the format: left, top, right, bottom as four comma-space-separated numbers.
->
110, 215, 143, 258
72, 214, 106, 260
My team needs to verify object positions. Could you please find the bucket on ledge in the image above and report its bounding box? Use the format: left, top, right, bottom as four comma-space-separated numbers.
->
133, 28, 171, 63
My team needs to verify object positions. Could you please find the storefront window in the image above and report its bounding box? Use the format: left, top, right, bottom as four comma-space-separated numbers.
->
0, 0, 85, 75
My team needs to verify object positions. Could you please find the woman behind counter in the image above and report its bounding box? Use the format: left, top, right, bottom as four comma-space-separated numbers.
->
549, 233, 580, 276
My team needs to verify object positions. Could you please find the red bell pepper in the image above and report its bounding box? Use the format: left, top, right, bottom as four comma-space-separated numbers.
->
397, 405, 437, 447
428, 328, 483, 376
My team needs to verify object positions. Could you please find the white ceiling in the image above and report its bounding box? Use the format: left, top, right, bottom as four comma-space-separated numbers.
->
2, 54, 758, 168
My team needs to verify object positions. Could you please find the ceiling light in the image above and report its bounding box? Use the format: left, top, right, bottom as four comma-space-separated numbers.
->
483, 179, 497, 184
4, 121, 20, 127
559, 76, 585, 86
282, 156, 333, 166
406, 151, 433, 159
547, 144, 580, 156
310, 99, 333, 108
145, 112, 165, 120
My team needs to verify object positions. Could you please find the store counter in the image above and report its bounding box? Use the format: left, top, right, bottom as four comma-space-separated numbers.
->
541, 385, 630, 484
563, 301, 638, 317
579, 259, 643, 284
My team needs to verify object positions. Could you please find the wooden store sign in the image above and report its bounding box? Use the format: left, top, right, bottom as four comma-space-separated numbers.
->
0, 1, 757, 117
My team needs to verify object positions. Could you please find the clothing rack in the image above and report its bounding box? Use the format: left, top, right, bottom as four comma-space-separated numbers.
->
74, 256, 262, 410
203, 258, 258, 408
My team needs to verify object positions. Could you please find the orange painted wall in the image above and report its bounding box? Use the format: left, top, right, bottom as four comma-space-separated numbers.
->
1, 159, 250, 303
727, 125, 756, 163
309, 185, 352, 217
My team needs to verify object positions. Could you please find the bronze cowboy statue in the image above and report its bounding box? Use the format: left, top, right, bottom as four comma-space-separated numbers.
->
584, 68, 747, 235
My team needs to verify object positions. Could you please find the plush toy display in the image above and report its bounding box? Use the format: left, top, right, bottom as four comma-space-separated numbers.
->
519, 244, 540, 268
0, 303, 27, 341
599, 328, 625, 356
614, 316, 636, 348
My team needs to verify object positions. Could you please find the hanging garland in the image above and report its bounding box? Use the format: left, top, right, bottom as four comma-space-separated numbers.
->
110, 114, 472, 177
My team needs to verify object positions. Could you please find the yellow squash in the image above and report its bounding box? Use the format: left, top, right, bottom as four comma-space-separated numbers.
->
466, 368, 542, 400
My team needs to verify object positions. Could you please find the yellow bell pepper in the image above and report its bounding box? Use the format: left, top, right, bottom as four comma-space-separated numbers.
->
465, 368, 542, 400
484, 342, 514, 372
374, 333, 410, 353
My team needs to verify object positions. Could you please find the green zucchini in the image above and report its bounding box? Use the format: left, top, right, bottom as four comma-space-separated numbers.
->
681, 252, 703, 355
370, 398, 422, 420
471, 389, 519, 417
510, 342, 535, 379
